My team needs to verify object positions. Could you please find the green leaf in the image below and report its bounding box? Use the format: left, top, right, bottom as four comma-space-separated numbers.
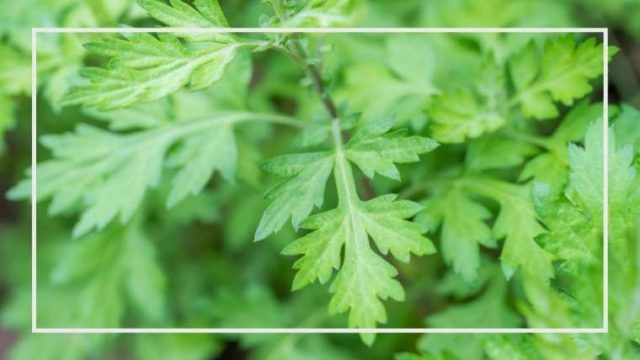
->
123, 225, 167, 323
284, 194, 434, 345
567, 119, 603, 220
255, 152, 334, 241
338, 55, 436, 130
533, 184, 599, 266
465, 178, 553, 282
45, 223, 166, 328
9, 114, 252, 237
428, 89, 505, 143
268, 117, 437, 342
63, 33, 241, 110
346, 117, 438, 180
520, 102, 602, 192
614, 104, 640, 151
427, 273, 521, 329
420, 188, 496, 283
83, 99, 173, 131
137, 0, 232, 42
266, 0, 366, 27
420, 268, 521, 360
429, 56, 506, 143
570, 119, 637, 271
510, 35, 604, 120
166, 122, 236, 207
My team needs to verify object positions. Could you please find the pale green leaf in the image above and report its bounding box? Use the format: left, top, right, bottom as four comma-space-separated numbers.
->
614, 104, 640, 151
510, 36, 604, 120
346, 117, 438, 180
283, 194, 434, 344
421, 189, 495, 283
360, 194, 435, 263
465, 179, 553, 282
427, 273, 521, 328
63, 33, 240, 110
9, 114, 249, 237
520, 102, 602, 192
429, 89, 505, 143
123, 225, 167, 323
567, 119, 603, 219
255, 153, 334, 240
166, 122, 236, 207
137, 0, 232, 42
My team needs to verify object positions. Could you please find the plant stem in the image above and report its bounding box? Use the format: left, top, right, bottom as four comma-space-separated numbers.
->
290, 37, 339, 120
288, 35, 372, 204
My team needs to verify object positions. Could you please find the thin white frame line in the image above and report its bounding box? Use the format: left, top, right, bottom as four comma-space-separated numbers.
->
31, 27, 609, 334
31, 29, 38, 334
602, 28, 609, 333
33, 328, 608, 334
32, 27, 607, 34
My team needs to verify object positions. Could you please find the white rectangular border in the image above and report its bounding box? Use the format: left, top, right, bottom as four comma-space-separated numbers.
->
31, 27, 609, 335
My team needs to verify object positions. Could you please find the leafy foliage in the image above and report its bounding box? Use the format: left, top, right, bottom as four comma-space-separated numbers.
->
427, 35, 605, 144
2, 0, 638, 359
510, 36, 604, 119
264, 0, 366, 27
259, 116, 438, 343
62, 33, 243, 110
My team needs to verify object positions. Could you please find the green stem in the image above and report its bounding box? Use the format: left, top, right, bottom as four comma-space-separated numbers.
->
332, 119, 358, 205
290, 37, 339, 119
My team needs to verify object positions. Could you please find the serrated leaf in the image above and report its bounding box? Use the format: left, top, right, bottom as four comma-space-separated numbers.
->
9, 114, 252, 237
421, 189, 495, 283
47, 224, 166, 327
166, 122, 236, 207
429, 89, 505, 143
569, 119, 637, 271
339, 58, 435, 130
137, 0, 233, 42
614, 104, 640, 151
519, 102, 602, 192
466, 178, 553, 282
510, 36, 604, 120
567, 119, 603, 219
283, 194, 434, 344
63, 33, 240, 110
493, 191, 553, 282
360, 194, 434, 262
255, 153, 334, 241
346, 117, 438, 180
